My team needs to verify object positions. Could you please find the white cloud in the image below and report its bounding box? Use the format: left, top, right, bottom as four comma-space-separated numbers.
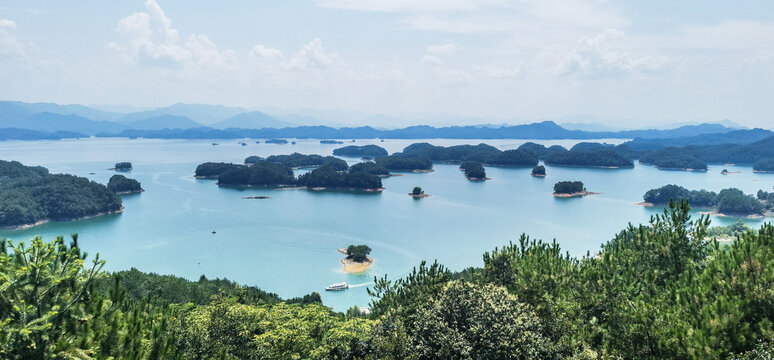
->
286, 38, 336, 70
108, 0, 234, 70
421, 54, 442, 65
427, 43, 455, 56
0, 19, 16, 29
250, 45, 283, 59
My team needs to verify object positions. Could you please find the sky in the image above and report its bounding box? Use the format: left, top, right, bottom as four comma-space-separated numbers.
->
1, 0, 773, 127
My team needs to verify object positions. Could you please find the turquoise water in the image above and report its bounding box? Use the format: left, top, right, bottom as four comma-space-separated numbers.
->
0, 138, 771, 311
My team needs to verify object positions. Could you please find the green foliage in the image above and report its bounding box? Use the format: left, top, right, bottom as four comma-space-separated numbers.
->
349, 161, 390, 176
531, 165, 546, 175
412, 186, 423, 195
398, 142, 537, 166
217, 161, 295, 186
114, 162, 132, 171
545, 148, 634, 167
107, 174, 142, 193
0, 160, 122, 227
346, 244, 372, 262
717, 188, 765, 215
643, 184, 717, 207
640, 148, 708, 170
244, 155, 264, 164
553, 181, 585, 194
267, 152, 348, 171
333, 145, 388, 157
375, 155, 433, 171
754, 158, 774, 172
707, 219, 753, 239
296, 166, 383, 189
264, 139, 288, 144
194, 161, 240, 177
460, 160, 486, 179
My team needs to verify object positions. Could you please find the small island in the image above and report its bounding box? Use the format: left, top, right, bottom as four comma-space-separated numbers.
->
333, 145, 388, 158
320, 139, 344, 144
338, 244, 373, 273
754, 158, 774, 173
531, 165, 546, 177
265, 139, 289, 144
643, 184, 770, 217
113, 162, 133, 171
409, 186, 430, 198
553, 181, 596, 198
107, 174, 143, 194
460, 161, 488, 180
640, 150, 707, 171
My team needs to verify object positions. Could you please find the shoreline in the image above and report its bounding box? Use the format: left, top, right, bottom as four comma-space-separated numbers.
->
466, 176, 491, 181
2, 208, 125, 230
531, 174, 546, 177
408, 193, 431, 198
115, 189, 144, 195
698, 210, 772, 220
552, 191, 601, 198
635, 202, 655, 207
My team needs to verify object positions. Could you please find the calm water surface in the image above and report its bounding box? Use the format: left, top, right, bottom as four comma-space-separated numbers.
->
0, 138, 771, 311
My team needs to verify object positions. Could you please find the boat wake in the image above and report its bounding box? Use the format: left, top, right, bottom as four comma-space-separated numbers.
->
348, 282, 372, 288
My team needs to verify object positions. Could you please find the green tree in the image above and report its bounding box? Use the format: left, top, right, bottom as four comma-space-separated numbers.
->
346, 244, 372, 262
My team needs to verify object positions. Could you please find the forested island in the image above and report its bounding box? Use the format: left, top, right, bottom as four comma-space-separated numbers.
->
460, 160, 487, 180
374, 155, 433, 172
639, 148, 708, 171
320, 139, 344, 144
643, 184, 767, 216
264, 138, 288, 144
553, 181, 594, 197
333, 145, 388, 158
196, 156, 384, 191
754, 158, 774, 172
339, 244, 374, 273
113, 161, 133, 171
9, 202, 774, 358
107, 174, 143, 194
0, 160, 122, 228
395, 142, 538, 166
531, 165, 546, 177
409, 186, 429, 198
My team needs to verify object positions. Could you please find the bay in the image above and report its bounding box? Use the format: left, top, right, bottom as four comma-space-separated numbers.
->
0, 137, 770, 311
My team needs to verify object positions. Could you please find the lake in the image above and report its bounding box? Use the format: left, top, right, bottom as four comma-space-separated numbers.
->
0, 137, 771, 311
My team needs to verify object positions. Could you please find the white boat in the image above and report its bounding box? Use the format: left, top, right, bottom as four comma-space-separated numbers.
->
325, 282, 349, 291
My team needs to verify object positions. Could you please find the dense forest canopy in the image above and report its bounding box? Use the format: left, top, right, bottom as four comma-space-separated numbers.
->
397, 142, 537, 166
545, 148, 634, 168
346, 244, 372, 262
640, 148, 708, 170
531, 165, 546, 175
754, 158, 774, 172
194, 162, 240, 178
348, 161, 390, 176
375, 155, 433, 171
264, 138, 288, 144
296, 165, 383, 190
244, 155, 264, 164
114, 161, 132, 171
266, 153, 348, 171
333, 145, 389, 158
320, 139, 344, 144
644, 184, 766, 215
107, 174, 143, 194
553, 181, 585, 194
460, 160, 487, 179
6, 203, 774, 358
0, 160, 122, 227
217, 161, 295, 186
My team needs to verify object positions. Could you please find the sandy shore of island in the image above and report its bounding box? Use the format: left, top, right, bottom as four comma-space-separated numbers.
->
336, 248, 374, 273
409, 193, 431, 198
697, 211, 772, 220
2, 208, 124, 230
635, 202, 655, 207
531, 174, 546, 177
552, 191, 602, 198
467, 177, 491, 181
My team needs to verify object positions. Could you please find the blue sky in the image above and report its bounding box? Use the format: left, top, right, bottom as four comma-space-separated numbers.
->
1, 0, 773, 127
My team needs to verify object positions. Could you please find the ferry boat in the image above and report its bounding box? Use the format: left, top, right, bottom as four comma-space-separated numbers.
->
325, 282, 349, 291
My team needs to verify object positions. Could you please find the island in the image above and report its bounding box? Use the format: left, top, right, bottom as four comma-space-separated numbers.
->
553, 181, 596, 198
545, 148, 633, 168
107, 174, 143, 194
200, 157, 384, 191
244, 156, 264, 165
349, 161, 391, 177
333, 145, 388, 158
460, 161, 488, 180
639, 149, 707, 171
531, 165, 546, 177
338, 244, 373, 273
643, 184, 768, 217
754, 158, 774, 172
320, 139, 344, 144
409, 186, 430, 198
397, 142, 537, 166
0, 160, 123, 229
114, 162, 133, 171
266, 153, 348, 171
375, 155, 433, 172
265, 139, 289, 144
194, 162, 240, 178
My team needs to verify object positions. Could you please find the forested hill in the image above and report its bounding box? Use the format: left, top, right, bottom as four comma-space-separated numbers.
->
0, 160, 122, 227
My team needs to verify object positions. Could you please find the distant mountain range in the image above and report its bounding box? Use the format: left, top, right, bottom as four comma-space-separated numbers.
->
0, 100, 768, 143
